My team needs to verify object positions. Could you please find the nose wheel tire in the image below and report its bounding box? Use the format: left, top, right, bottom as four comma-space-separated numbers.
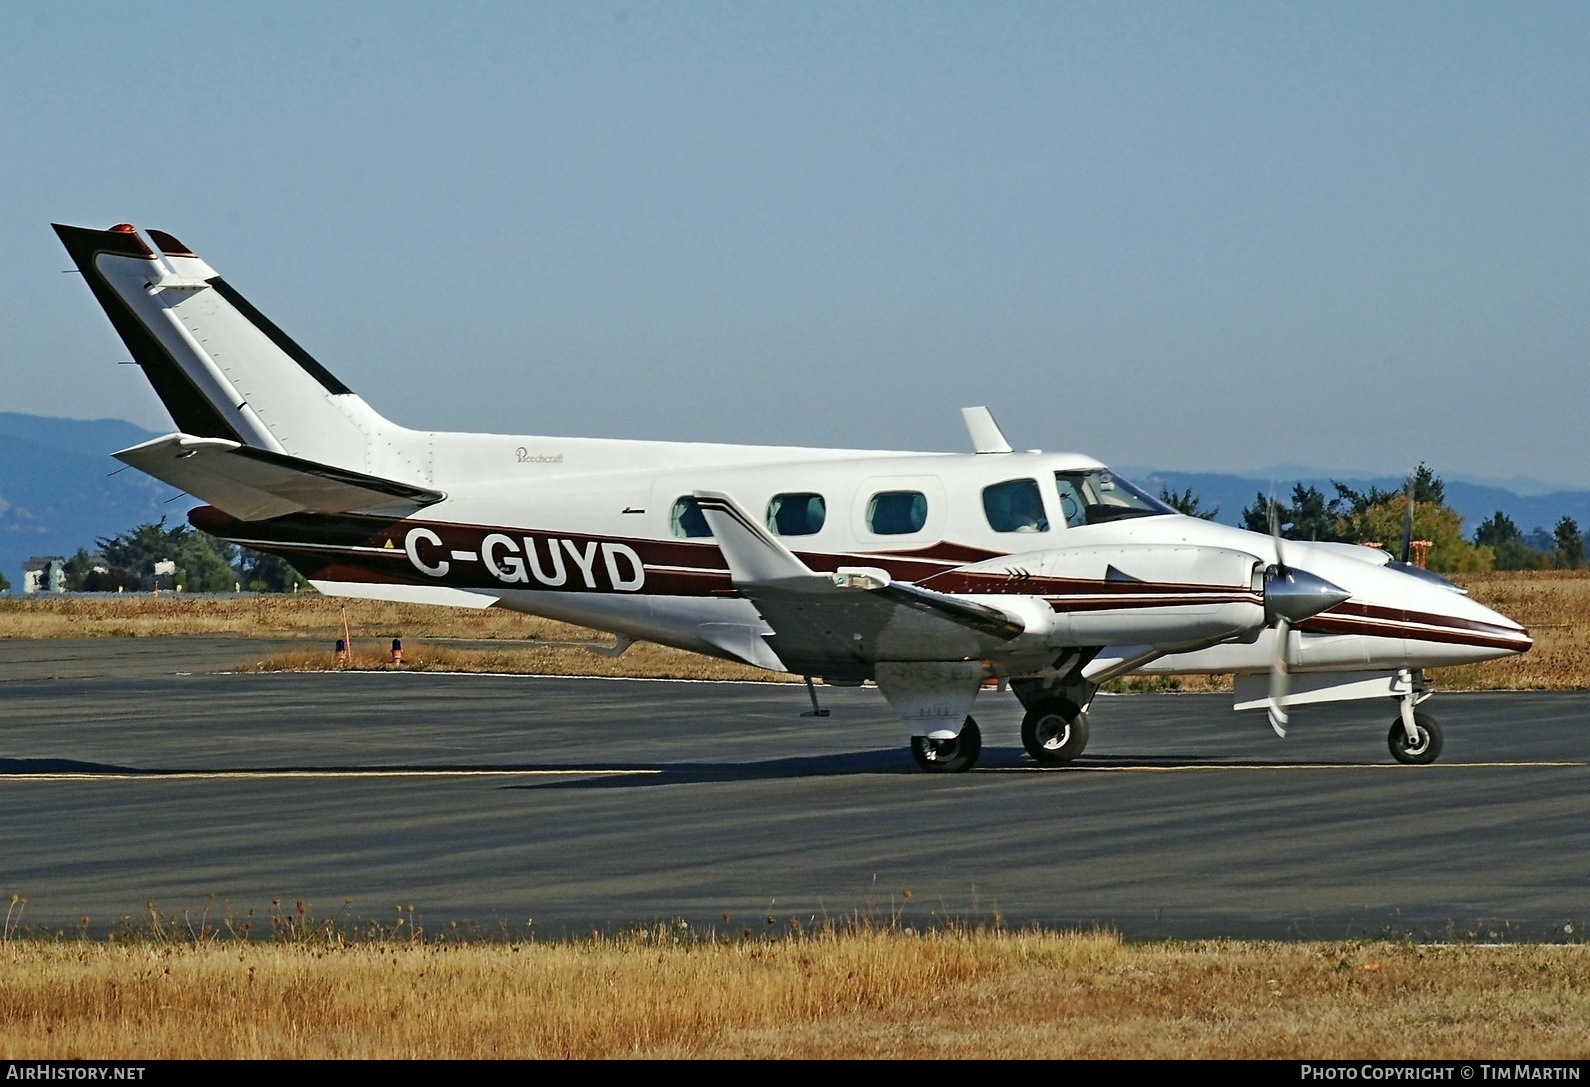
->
1021, 702, 1089, 766
910, 717, 982, 773
1388, 711, 1443, 765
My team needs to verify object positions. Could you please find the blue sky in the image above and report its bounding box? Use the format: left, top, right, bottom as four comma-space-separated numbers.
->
3, 2, 1587, 485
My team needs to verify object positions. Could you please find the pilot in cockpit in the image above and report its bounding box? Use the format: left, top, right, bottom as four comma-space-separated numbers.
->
1011, 485, 1048, 532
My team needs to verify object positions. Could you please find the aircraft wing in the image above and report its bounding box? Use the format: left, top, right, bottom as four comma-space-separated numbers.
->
115, 433, 446, 521
693, 491, 1025, 670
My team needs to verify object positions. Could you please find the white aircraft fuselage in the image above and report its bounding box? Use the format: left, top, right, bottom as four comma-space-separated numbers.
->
56, 221, 1532, 772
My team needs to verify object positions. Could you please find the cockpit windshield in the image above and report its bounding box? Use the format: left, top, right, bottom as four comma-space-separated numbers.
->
1053, 469, 1175, 528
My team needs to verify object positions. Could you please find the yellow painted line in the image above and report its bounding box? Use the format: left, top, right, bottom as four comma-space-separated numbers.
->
0, 769, 662, 782
989, 761, 1586, 773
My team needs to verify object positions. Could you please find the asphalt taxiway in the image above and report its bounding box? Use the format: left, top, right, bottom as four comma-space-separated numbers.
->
1, 643, 1585, 939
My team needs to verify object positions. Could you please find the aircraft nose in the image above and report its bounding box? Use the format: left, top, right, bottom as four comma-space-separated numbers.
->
1373, 562, 1534, 662
1460, 594, 1533, 657
1483, 601, 1532, 654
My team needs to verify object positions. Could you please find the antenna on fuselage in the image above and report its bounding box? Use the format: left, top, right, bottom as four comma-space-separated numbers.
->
961, 406, 1013, 454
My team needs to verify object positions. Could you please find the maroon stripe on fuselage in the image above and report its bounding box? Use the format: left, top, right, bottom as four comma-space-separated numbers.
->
1297, 610, 1531, 651
190, 507, 1534, 654
193, 507, 989, 596
1321, 599, 1529, 638
196, 507, 1266, 614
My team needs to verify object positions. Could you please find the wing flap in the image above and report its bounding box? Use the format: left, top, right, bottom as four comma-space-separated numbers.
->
115, 433, 445, 521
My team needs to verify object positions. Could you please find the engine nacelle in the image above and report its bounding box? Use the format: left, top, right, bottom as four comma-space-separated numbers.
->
943, 543, 1268, 649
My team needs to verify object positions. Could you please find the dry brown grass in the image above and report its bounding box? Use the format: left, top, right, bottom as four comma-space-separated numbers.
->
5, 572, 1590, 689
1436, 570, 1590, 690
0, 593, 581, 641
238, 643, 784, 683
0, 930, 1584, 1059
0, 594, 784, 682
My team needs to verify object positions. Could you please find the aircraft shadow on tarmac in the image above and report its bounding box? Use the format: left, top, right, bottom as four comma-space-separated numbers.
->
0, 752, 1484, 786
0, 757, 146, 775
503, 752, 1444, 789
0, 752, 923, 781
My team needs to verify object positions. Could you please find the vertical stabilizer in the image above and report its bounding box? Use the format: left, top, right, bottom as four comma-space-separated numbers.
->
53, 223, 428, 483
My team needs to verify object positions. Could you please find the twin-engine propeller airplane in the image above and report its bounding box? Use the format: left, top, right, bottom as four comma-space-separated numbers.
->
55, 222, 1533, 772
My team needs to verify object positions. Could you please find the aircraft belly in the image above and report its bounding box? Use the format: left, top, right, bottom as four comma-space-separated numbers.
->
493, 589, 766, 661
1140, 629, 1372, 675
1371, 634, 1518, 668
1136, 639, 1268, 675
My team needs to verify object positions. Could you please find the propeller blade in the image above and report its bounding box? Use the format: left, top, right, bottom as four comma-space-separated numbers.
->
1268, 616, 1291, 738
1399, 482, 1415, 564
1269, 491, 1287, 572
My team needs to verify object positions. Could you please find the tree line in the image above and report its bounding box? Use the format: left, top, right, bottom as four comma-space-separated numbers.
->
51, 520, 309, 593
1159, 464, 1584, 574
10, 468, 1586, 593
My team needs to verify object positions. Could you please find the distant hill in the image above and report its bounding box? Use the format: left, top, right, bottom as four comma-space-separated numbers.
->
1123, 467, 1590, 539
0, 413, 194, 587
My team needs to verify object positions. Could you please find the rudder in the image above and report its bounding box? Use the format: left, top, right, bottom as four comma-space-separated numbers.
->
54, 222, 427, 483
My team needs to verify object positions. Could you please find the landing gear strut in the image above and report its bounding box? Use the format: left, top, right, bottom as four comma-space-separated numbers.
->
1021, 700, 1090, 766
1388, 668, 1442, 765
910, 717, 982, 773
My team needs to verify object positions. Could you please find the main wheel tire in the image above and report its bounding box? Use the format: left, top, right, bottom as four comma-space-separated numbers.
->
1021, 702, 1089, 766
910, 716, 982, 773
1388, 710, 1443, 765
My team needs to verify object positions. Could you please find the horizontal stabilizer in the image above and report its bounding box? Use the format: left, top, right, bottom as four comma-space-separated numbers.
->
115, 433, 445, 521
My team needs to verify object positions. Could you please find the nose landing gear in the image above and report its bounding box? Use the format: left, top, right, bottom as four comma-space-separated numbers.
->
1388, 669, 1442, 764
1388, 711, 1443, 764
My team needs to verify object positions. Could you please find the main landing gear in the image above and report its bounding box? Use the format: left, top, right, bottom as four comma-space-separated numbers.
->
1020, 700, 1090, 766
910, 717, 982, 773
1010, 674, 1097, 769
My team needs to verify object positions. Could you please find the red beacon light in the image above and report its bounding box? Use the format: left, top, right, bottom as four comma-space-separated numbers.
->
111, 223, 139, 233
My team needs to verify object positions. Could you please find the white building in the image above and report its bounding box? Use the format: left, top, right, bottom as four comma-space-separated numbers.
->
22, 557, 66, 594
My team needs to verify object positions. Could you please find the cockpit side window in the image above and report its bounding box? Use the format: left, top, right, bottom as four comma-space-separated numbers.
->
670, 496, 712, 538
1053, 470, 1174, 527
982, 478, 1050, 534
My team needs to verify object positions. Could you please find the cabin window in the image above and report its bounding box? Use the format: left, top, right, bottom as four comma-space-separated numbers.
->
982, 478, 1049, 534
1053, 469, 1174, 528
866, 490, 928, 535
766, 492, 826, 536
670, 496, 712, 538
